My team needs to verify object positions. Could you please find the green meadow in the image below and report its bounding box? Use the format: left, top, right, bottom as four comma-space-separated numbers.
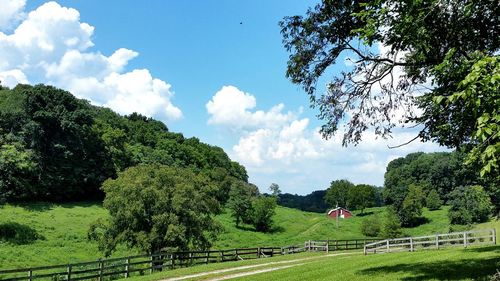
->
0, 202, 497, 270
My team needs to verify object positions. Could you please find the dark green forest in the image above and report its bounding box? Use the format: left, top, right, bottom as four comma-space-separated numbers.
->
0, 84, 248, 203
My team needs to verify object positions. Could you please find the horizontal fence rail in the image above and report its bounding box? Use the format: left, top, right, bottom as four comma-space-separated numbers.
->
364, 228, 497, 255
304, 238, 382, 253
0, 238, 367, 281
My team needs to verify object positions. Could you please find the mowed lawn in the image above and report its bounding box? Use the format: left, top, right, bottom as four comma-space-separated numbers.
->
126, 246, 500, 281
0, 202, 497, 270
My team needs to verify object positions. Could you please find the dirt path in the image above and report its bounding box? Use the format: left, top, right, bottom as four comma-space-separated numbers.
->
161, 252, 358, 281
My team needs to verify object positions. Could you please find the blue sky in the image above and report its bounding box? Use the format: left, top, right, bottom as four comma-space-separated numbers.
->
0, 0, 447, 194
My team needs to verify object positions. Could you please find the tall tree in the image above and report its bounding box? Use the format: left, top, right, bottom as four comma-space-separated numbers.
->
347, 184, 376, 214
269, 183, 281, 197
280, 0, 499, 176
227, 181, 257, 227
93, 165, 221, 256
324, 179, 354, 208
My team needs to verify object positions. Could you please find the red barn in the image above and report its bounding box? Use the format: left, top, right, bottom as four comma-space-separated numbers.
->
327, 207, 352, 219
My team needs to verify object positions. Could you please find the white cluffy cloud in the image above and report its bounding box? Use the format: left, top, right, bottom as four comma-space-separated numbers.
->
206, 85, 447, 194
0, 0, 25, 30
0, 1, 182, 121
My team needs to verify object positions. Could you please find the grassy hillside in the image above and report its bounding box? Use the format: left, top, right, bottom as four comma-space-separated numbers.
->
214, 206, 452, 248
0, 202, 496, 269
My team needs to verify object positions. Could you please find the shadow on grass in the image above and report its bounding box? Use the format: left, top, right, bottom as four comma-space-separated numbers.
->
404, 216, 431, 228
356, 211, 374, 217
0, 222, 44, 244
465, 245, 500, 253
235, 225, 285, 234
358, 257, 499, 280
15, 201, 102, 211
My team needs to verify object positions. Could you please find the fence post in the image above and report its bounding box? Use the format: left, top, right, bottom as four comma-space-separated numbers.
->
125, 257, 130, 278
493, 228, 497, 245
435, 235, 439, 249
67, 264, 72, 281
149, 254, 153, 274
257, 247, 261, 258
410, 237, 414, 252
464, 232, 468, 248
205, 251, 209, 264
326, 240, 329, 254
171, 254, 175, 269
386, 240, 390, 252
28, 270, 33, 281
98, 259, 104, 281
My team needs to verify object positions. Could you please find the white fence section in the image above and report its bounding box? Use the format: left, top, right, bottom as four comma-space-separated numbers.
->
364, 228, 496, 255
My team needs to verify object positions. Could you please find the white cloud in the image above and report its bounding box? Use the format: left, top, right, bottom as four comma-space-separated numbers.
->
0, 69, 28, 87
0, 0, 25, 31
207, 86, 448, 194
206, 85, 295, 130
0, 1, 182, 121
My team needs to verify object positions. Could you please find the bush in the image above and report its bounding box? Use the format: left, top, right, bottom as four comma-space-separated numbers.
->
382, 207, 403, 238
448, 185, 493, 225
361, 216, 381, 237
426, 189, 443, 210
252, 196, 277, 232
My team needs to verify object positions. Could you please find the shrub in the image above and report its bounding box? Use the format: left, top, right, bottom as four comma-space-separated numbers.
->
426, 189, 443, 210
448, 185, 493, 225
361, 216, 381, 237
252, 196, 277, 232
382, 207, 403, 238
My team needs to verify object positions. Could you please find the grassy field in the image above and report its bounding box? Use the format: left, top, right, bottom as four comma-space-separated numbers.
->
124, 246, 500, 281
0, 202, 497, 270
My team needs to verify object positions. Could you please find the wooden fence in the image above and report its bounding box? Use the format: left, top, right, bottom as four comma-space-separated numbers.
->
364, 228, 497, 255
304, 238, 381, 253
0, 240, 365, 281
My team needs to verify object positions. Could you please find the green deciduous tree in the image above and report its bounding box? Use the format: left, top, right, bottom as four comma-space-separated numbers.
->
93, 165, 221, 256
227, 181, 258, 227
269, 183, 281, 197
251, 196, 277, 232
324, 179, 354, 208
382, 207, 403, 238
280, 0, 499, 176
400, 185, 425, 227
448, 185, 493, 225
347, 184, 376, 214
426, 189, 443, 211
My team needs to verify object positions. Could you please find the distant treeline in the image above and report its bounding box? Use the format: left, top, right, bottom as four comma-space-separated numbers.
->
278, 190, 329, 213
278, 151, 498, 218
0, 84, 248, 202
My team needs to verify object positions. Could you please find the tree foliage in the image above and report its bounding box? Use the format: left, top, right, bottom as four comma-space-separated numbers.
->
0, 84, 248, 202
280, 0, 499, 175
400, 184, 425, 227
227, 181, 258, 227
426, 189, 443, 211
269, 183, 281, 197
347, 184, 376, 214
92, 165, 221, 256
251, 196, 277, 232
448, 185, 493, 225
361, 215, 381, 237
324, 179, 354, 208
384, 151, 486, 204
278, 190, 329, 213
382, 206, 403, 238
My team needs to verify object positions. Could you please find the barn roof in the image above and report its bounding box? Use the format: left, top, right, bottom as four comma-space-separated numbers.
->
327, 207, 351, 215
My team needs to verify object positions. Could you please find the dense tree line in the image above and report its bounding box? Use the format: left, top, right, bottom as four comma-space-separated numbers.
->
384, 151, 496, 226
278, 190, 329, 213
0, 84, 248, 203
